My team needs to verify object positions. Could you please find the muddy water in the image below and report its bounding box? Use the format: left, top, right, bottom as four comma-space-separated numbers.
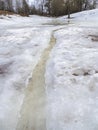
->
16, 33, 56, 130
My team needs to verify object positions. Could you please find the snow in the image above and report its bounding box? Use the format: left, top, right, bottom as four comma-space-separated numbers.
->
0, 8, 98, 130
0, 15, 54, 130
0, 15, 53, 28
58, 9, 98, 27
46, 9, 98, 130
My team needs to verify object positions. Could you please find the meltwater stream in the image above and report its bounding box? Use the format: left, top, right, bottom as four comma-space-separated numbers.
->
16, 32, 56, 130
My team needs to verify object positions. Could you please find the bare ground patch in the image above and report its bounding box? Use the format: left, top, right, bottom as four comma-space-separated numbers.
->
89, 35, 98, 42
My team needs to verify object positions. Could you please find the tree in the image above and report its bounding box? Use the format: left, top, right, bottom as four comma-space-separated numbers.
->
40, 0, 45, 15
64, 0, 73, 18
22, 0, 30, 16
7, 0, 13, 11
66, 0, 71, 18
51, 0, 65, 16
45, 0, 52, 15
0, 1, 5, 10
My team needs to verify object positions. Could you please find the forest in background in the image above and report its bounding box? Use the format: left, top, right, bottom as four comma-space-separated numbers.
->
0, 0, 97, 16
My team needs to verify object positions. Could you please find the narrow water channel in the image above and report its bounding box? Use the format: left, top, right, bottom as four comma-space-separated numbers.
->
16, 32, 56, 130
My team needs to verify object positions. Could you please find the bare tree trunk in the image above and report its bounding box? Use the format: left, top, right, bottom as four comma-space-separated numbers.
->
67, 0, 70, 19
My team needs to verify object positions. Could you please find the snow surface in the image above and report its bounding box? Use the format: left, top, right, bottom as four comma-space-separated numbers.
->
0, 9, 98, 130
46, 9, 98, 130
58, 9, 98, 27
0, 15, 54, 130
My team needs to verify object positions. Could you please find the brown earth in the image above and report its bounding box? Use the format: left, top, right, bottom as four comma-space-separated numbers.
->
0, 10, 15, 15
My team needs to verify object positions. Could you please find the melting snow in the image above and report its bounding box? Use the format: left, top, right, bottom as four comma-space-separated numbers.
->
46, 9, 98, 130
0, 9, 98, 130
0, 15, 53, 130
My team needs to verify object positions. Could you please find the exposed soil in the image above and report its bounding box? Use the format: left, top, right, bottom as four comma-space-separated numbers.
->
89, 35, 98, 42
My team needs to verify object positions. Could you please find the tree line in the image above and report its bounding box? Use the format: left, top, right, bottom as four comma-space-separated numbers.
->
0, 0, 97, 17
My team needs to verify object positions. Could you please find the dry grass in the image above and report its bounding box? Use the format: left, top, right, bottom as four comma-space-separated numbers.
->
0, 10, 29, 17
0, 10, 15, 15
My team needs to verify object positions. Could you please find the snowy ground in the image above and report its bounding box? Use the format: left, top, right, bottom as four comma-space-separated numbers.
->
0, 15, 54, 130
46, 27, 98, 130
46, 9, 98, 130
57, 9, 98, 27
0, 9, 98, 130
